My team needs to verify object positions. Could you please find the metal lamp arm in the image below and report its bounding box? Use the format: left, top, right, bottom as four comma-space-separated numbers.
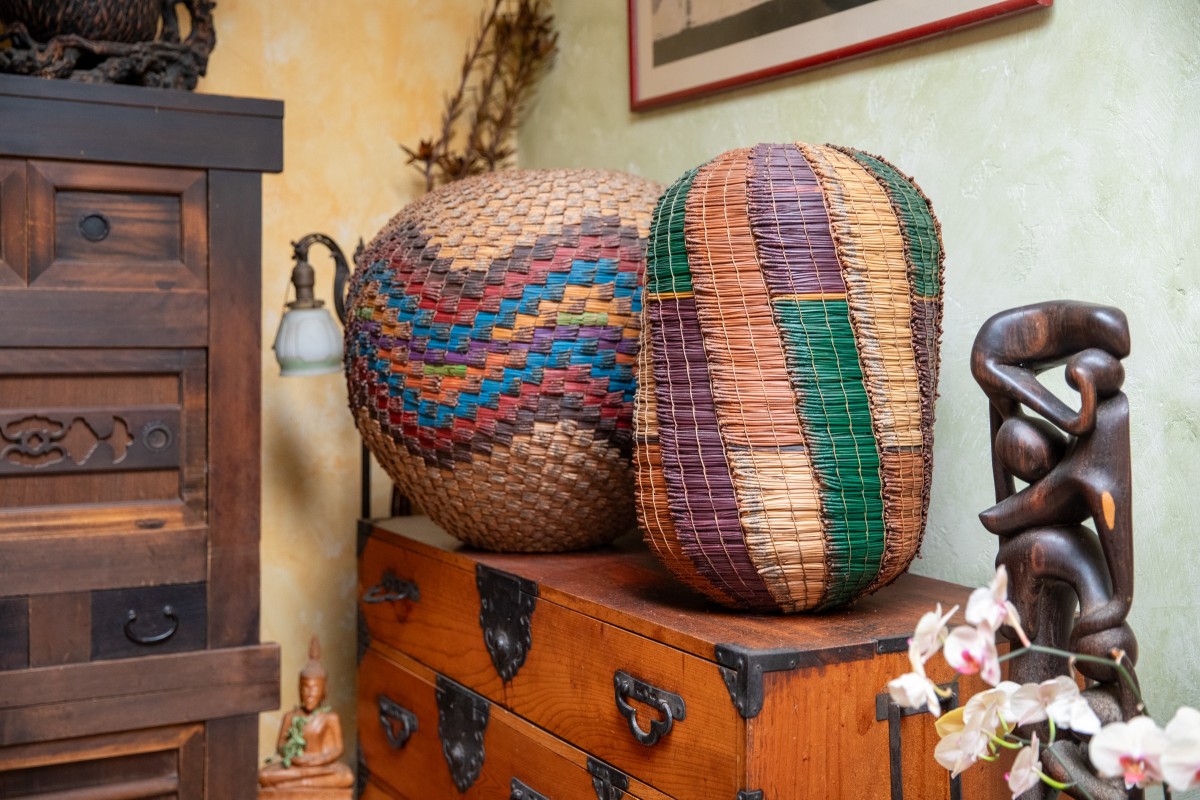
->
289, 233, 351, 324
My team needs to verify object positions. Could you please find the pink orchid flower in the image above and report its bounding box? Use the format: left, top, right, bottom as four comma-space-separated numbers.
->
935, 723, 991, 778
1006, 732, 1041, 798
1090, 715, 1167, 789
944, 624, 1001, 686
1162, 706, 1200, 792
887, 659, 943, 716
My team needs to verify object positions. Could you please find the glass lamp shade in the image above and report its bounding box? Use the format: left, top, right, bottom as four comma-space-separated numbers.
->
273, 306, 343, 376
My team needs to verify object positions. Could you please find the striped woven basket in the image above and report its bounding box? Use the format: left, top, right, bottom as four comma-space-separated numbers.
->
346, 169, 663, 552
636, 143, 944, 612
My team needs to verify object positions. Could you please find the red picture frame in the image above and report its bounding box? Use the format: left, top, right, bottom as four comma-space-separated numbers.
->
629, 0, 1052, 111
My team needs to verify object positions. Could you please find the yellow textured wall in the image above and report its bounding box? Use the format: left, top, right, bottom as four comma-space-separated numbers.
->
196, 0, 489, 762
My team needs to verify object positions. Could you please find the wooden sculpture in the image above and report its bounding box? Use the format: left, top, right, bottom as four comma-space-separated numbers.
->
259, 636, 353, 799
971, 301, 1141, 800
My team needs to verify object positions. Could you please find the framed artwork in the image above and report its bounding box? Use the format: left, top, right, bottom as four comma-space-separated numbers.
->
628, 0, 1052, 110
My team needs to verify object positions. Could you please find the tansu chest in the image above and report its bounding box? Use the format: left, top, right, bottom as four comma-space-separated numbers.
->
357, 517, 1004, 800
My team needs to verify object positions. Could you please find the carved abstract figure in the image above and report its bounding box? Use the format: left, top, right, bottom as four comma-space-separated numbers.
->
258, 636, 354, 795
971, 301, 1140, 799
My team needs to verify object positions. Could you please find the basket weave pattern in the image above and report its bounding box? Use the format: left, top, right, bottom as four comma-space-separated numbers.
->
347, 169, 663, 552
635, 143, 943, 612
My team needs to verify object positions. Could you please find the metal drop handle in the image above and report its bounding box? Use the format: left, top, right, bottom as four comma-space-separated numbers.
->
378, 694, 418, 749
613, 670, 686, 747
363, 569, 420, 604
124, 605, 178, 645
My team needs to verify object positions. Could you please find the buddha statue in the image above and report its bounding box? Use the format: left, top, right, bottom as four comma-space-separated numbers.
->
259, 636, 354, 797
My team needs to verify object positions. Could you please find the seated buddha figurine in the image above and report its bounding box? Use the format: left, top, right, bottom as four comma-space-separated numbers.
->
259, 636, 354, 796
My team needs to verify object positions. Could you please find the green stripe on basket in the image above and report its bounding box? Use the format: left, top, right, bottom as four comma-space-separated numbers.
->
646, 167, 700, 297
773, 297, 886, 605
847, 151, 941, 299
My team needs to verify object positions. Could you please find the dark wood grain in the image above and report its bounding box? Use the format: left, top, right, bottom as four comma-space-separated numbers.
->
0, 158, 25, 285
28, 592, 90, 667
0, 75, 283, 171
206, 715, 261, 800
0, 597, 29, 671
206, 168, 262, 650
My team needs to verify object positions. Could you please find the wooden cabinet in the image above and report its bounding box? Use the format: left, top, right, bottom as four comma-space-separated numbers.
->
358, 517, 1009, 800
0, 74, 281, 798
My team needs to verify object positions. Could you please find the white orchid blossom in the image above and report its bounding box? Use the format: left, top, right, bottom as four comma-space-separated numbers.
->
1008, 676, 1101, 735
1005, 732, 1041, 798
909, 603, 958, 664
887, 660, 943, 716
965, 565, 1029, 645
1089, 715, 1168, 790
1162, 706, 1200, 792
943, 623, 1001, 686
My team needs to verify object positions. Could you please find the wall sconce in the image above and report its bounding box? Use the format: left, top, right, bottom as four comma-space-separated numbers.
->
272, 233, 350, 377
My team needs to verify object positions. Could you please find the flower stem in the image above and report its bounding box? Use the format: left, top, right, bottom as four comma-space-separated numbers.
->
998, 644, 1144, 708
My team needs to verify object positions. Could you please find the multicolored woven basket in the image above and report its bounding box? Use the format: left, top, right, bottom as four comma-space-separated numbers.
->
346, 169, 663, 552
635, 143, 944, 612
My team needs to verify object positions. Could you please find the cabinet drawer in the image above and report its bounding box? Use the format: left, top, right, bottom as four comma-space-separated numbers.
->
358, 646, 665, 800
0, 160, 208, 347
91, 582, 207, 661
360, 529, 742, 799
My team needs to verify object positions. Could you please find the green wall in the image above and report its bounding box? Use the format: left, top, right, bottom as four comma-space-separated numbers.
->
519, 0, 1200, 768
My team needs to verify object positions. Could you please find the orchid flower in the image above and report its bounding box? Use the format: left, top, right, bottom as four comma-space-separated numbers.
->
1009, 676, 1101, 735
910, 603, 958, 664
1005, 732, 1041, 798
1089, 715, 1167, 790
962, 681, 1020, 736
1162, 706, 1200, 792
887, 659, 944, 716
965, 565, 1029, 645
935, 723, 992, 778
944, 623, 1001, 686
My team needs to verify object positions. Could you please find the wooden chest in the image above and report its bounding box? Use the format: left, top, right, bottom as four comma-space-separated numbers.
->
358, 517, 1006, 800
0, 75, 281, 798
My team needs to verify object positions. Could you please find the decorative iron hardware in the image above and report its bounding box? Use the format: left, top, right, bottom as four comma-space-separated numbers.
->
715, 644, 806, 719
613, 670, 686, 747
378, 694, 418, 750
510, 777, 550, 800
737, 791, 765, 800
363, 570, 420, 604
78, 211, 111, 242
436, 675, 489, 792
875, 682, 961, 800
477, 564, 537, 683
587, 757, 628, 800
124, 604, 178, 644
357, 607, 370, 665
0, 408, 180, 475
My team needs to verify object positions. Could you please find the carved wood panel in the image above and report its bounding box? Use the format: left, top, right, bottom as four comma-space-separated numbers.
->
0, 158, 25, 287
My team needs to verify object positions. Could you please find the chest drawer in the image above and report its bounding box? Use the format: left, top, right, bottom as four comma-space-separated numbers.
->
359, 645, 666, 800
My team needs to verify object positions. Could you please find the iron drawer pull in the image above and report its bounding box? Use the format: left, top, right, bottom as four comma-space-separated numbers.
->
378, 694, 418, 749
613, 670, 687, 747
124, 605, 178, 644
363, 570, 420, 604
78, 211, 111, 242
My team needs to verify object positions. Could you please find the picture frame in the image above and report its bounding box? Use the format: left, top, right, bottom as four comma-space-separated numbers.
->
628, 0, 1052, 111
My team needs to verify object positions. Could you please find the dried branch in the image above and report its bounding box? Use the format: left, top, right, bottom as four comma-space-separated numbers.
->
402, 0, 557, 192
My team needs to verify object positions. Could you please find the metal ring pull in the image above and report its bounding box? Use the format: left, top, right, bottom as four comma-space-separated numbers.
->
378, 694, 418, 749
124, 604, 178, 644
363, 569, 420, 604
613, 670, 686, 747
78, 211, 111, 242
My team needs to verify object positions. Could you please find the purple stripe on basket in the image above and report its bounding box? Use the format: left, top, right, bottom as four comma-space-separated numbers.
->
650, 297, 776, 608
747, 143, 844, 296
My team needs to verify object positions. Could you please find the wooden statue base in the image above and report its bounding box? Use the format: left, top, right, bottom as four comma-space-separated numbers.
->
258, 787, 352, 800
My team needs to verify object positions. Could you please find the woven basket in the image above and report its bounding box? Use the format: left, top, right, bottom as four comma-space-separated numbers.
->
635, 143, 944, 612
346, 169, 664, 552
